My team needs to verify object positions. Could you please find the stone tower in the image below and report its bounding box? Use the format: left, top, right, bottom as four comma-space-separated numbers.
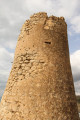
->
0, 12, 79, 120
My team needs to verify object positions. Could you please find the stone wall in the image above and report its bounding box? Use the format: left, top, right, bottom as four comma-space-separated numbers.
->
0, 12, 79, 120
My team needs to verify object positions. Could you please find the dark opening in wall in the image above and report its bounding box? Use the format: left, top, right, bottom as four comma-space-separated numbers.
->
45, 42, 51, 44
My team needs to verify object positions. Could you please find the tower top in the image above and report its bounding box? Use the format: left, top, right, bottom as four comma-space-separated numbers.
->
30, 12, 65, 21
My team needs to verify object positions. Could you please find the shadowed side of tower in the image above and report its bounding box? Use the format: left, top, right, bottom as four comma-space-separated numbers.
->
0, 12, 79, 120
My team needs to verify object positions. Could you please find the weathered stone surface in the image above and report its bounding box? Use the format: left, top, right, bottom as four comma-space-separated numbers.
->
0, 12, 79, 120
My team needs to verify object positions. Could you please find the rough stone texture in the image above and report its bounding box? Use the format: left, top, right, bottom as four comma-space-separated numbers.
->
0, 12, 79, 120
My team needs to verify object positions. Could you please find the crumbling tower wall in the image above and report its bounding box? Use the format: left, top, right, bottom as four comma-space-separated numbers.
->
0, 12, 79, 120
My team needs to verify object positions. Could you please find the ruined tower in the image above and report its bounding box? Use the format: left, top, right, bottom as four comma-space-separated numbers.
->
0, 12, 79, 120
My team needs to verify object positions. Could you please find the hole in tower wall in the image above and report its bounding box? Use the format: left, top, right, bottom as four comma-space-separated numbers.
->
45, 42, 51, 44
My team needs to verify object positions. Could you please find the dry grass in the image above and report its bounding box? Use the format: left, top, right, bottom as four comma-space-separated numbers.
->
76, 96, 80, 113
76, 96, 80, 119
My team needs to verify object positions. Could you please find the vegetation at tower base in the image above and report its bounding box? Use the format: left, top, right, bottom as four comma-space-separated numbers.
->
0, 12, 79, 120
77, 96, 80, 113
